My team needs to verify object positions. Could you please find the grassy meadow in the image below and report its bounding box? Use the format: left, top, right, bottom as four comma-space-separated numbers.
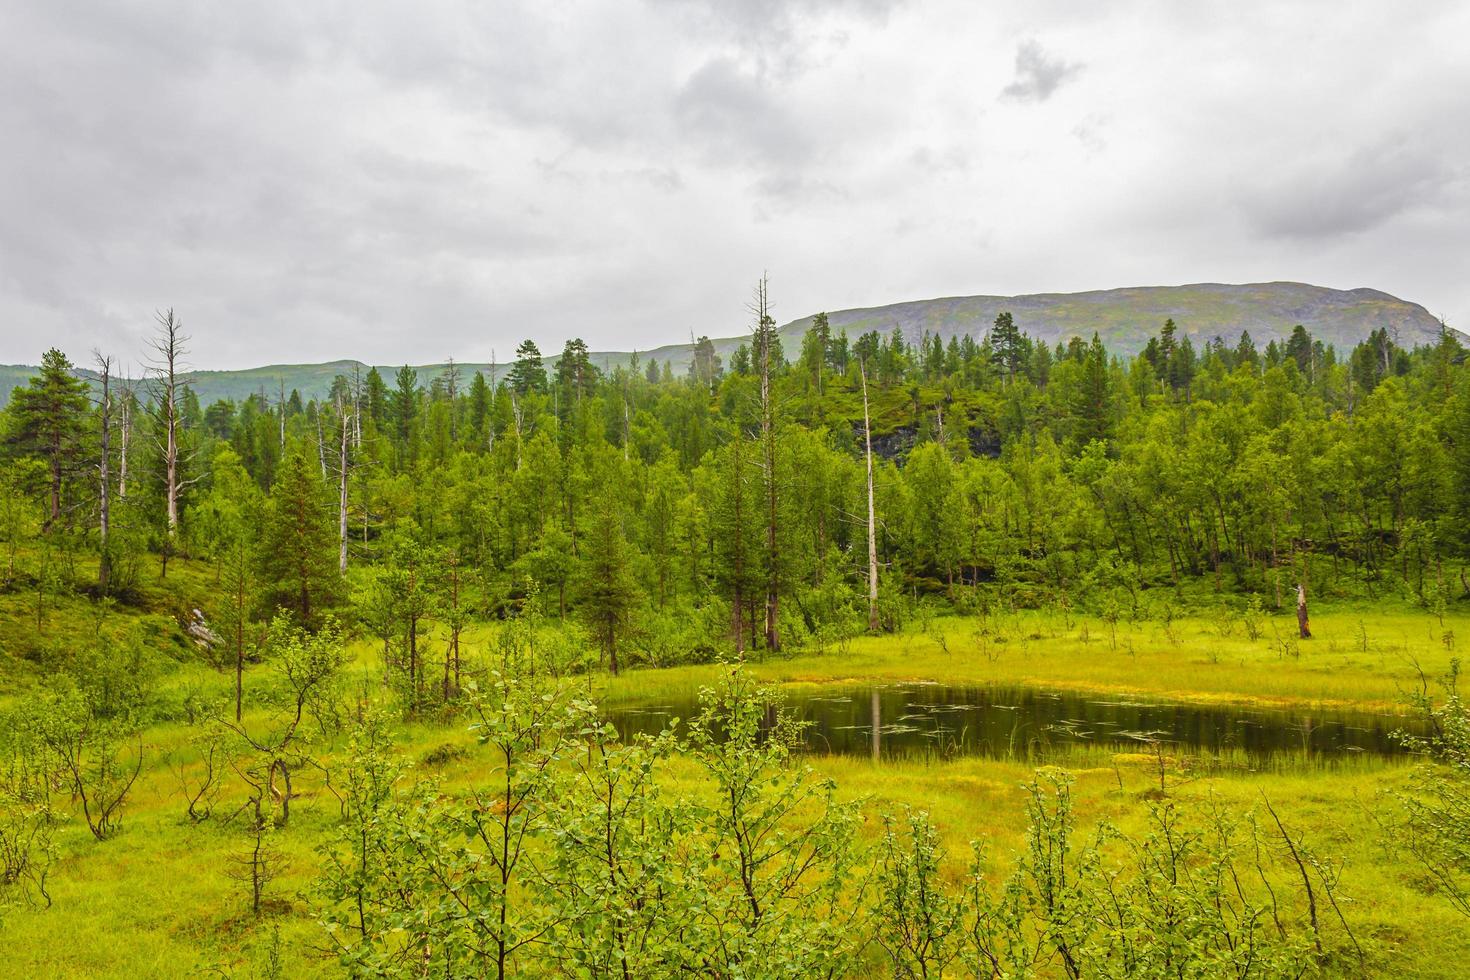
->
2, 565, 1468, 977
602, 601, 1463, 713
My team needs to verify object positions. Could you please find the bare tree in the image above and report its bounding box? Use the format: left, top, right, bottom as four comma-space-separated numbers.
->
729, 435, 748, 656
336, 398, 352, 574
511, 389, 524, 470
444, 357, 461, 443
351, 363, 363, 449
147, 309, 199, 549
753, 275, 781, 652
93, 352, 114, 591
117, 374, 131, 500
861, 357, 880, 632
276, 377, 287, 453
316, 412, 328, 479
487, 350, 498, 453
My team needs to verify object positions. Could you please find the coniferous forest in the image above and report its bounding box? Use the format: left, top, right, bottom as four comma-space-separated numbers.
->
2, 294, 1470, 977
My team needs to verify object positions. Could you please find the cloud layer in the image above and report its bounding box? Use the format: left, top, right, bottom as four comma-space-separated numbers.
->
1, 0, 1466, 368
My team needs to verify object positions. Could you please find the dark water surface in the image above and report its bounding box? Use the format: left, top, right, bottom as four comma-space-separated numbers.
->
607, 683, 1427, 766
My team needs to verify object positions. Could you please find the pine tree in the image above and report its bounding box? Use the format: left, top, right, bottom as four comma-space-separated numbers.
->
990, 311, 1026, 386
580, 500, 636, 674
689, 336, 722, 392
4, 348, 91, 529
258, 448, 341, 627
467, 370, 491, 446
1072, 333, 1113, 446
1167, 335, 1197, 398
554, 338, 599, 400
508, 340, 548, 395
364, 367, 388, 425
800, 313, 831, 395
1284, 324, 1314, 373
389, 366, 419, 462
1234, 330, 1259, 371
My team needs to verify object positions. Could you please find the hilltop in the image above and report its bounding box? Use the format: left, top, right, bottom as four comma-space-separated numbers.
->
1, 281, 1449, 405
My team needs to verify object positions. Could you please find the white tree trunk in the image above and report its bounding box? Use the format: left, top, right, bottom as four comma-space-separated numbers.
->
756, 276, 780, 653
861, 359, 880, 632
95, 353, 112, 590
149, 310, 190, 542
118, 387, 130, 500
338, 404, 351, 574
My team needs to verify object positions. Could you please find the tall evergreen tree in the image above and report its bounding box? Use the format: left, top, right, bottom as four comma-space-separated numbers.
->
258, 447, 341, 627
364, 367, 388, 425
1234, 330, 1259, 371
4, 348, 91, 529
1072, 333, 1113, 446
467, 370, 491, 446
508, 340, 549, 395
554, 338, 599, 400
990, 311, 1026, 385
580, 499, 636, 674
1284, 324, 1314, 373
389, 366, 419, 458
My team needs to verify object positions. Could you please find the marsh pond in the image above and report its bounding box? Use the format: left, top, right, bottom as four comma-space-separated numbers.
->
607, 683, 1427, 767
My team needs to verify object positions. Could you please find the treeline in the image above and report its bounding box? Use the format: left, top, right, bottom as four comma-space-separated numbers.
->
3, 298, 1468, 675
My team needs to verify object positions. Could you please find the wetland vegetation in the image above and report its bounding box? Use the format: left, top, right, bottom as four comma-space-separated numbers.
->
2, 307, 1470, 977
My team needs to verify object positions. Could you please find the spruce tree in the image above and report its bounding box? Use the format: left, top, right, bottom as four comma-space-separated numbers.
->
258, 447, 341, 627
5, 348, 91, 529
580, 501, 636, 674
990, 311, 1026, 385
508, 339, 548, 395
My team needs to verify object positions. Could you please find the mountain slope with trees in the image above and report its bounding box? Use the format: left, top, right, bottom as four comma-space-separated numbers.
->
3, 281, 1450, 407
3, 286, 1470, 976
2, 292, 1466, 675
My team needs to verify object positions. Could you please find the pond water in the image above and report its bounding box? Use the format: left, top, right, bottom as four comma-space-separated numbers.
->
607, 683, 1427, 766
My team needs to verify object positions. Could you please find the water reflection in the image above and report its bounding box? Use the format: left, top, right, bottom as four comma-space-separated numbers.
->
607, 684, 1425, 765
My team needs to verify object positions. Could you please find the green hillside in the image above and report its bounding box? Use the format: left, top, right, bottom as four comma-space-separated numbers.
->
3, 281, 1450, 405
771, 280, 1446, 356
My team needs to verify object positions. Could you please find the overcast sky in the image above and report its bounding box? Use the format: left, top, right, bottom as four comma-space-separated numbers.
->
2, 1, 1466, 369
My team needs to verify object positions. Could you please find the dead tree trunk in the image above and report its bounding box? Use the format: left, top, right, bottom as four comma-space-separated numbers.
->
317, 413, 328, 480
118, 384, 131, 500
148, 310, 191, 545
337, 401, 351, 574
511, 391, 523, 471
730, 435, 747, 656
95, 353, 113, 591
351, 364, 364, 450
445, 357, 460, 444
1296, 582, 1311, 639
861, 359, 880, 632
755, 276, 781, 653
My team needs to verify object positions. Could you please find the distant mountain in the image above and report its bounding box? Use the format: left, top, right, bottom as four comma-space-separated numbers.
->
1, 282, 1452, 406
763, 281, 1448, 358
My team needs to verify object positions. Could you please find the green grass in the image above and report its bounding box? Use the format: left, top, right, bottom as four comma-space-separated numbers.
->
3, 583, 1469, 976
5, 706, 1454, 976
597, 603, 1463, 713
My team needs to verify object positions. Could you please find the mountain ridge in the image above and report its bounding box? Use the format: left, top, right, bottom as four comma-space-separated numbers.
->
1, 281, 1453, 405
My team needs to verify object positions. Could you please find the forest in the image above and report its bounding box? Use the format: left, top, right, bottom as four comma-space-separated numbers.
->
2, 294, 1470, 978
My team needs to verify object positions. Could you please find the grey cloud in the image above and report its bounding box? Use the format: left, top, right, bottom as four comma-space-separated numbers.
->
1237, 140, 1460, 239
602, 168, 686, 192
674, 57, 811, 166
751, 173, 848, 204
649, 0, 904, 47
1001, 40, 1083, 103
909, 145, 973, 175
1, 1, 1468, 365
